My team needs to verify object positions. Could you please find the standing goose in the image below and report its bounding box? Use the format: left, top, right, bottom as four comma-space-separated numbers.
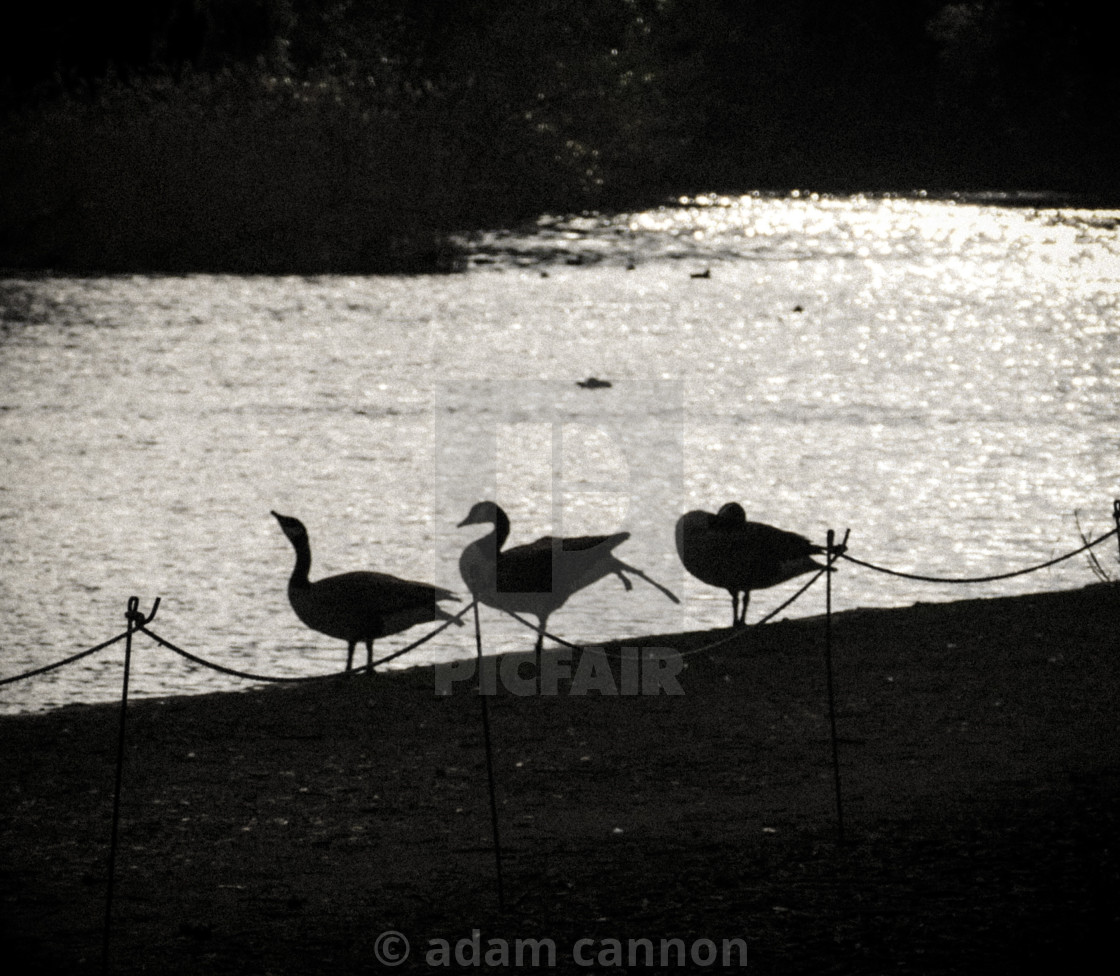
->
675, 502, 832, 628
457, 501, 679, 666
272, 511, 461, 673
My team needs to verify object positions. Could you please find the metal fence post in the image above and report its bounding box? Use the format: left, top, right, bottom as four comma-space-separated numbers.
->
101, 596, 158, 975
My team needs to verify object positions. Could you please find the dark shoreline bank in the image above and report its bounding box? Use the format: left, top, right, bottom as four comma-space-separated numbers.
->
2, 583, 1118, 974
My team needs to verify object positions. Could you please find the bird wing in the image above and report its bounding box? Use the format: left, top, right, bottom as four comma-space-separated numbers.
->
316, 572, 456, 613
495, 533, 630, 593
292, 572, 459, 643
742, 523, 826, 587
677, 511, 826, 592
492, 541, 553, 593
558, 532, 629, 553
745, 522, 823, 559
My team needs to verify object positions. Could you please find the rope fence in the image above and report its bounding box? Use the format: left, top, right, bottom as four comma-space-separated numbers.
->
814, 504, 1118, 844
0, 601, 476, 690
0, 631, 128, 687
839, 524, 1118, 584
3, 504, 1116, 694
471, 506, 1116, 849
136, 601, 474, 685
1, 499, 1117, 954
0, 594, 479, 975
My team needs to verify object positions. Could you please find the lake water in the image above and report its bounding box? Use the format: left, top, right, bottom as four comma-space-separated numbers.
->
2, 192, 1118, 714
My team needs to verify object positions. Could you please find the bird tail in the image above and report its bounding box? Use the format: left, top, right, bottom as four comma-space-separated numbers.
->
780, 556, 835, 580
614, 561, 681, 604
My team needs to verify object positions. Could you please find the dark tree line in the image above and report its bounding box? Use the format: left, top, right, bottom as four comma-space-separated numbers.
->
2, 1, 1117, 271
5, 0, 1117, 187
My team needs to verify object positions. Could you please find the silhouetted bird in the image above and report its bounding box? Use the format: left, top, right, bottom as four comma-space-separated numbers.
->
458, 501, 678, 666
272, 511, 460, 673
675, 502, 832, 628
576, 377, 612, 389
690, 268, 711, 279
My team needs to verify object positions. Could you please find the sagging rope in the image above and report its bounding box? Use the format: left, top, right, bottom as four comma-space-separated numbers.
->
0, 631, 129, 687
839, 524, 1118, 584
139, 600, 474, 683
137, 627, 351, 684
0, 601, 475, 688
817, 505, 1115, 845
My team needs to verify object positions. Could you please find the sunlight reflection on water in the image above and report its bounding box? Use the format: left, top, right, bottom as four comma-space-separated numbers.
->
1, 193, 1118, 713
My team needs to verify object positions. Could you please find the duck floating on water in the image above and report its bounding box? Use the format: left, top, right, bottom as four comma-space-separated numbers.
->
457, 501, 678, 666
675, 502, 834, 628
272, 511, 460, 673
576, 377, 612, 389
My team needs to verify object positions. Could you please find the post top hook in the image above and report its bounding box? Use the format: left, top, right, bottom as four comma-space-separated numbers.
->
125, 596, 160, 628
826, 528, 850, 557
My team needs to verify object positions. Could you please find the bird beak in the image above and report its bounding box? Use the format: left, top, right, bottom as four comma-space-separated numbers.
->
456, 516, 472, 528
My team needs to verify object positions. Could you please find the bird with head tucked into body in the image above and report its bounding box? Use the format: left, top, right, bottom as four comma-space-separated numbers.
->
675, 502, 833, 628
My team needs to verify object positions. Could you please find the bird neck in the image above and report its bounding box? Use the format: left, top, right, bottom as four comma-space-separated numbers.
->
287, 539, 313, 589
492, 507, 510, 552
462, 509, 509, 580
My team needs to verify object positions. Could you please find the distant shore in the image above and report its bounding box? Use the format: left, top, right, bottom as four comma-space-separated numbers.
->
2, 583, 1118, 974
3, 185, 1119, 277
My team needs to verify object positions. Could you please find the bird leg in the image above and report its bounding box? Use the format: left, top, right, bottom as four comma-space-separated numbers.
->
366, 639, 374, 676
613, 570, 635, 591
729, 590, 740, 628
346, 642, 356, 673
737, 591, 751, 628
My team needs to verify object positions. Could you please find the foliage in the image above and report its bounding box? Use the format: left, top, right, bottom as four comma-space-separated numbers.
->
1, 0, 1117, 272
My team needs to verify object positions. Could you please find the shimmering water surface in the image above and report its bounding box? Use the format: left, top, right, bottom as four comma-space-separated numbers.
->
2, 193, 1118, 714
